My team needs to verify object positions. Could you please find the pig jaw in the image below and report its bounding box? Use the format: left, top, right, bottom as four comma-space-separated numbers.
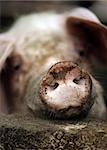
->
40, 61, 94, 119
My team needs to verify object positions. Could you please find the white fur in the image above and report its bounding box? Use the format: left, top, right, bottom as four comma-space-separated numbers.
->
8, 13, 63, 37
7, 8, 100, 37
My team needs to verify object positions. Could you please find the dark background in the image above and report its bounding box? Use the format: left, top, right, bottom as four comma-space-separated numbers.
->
1, 1, 107, 32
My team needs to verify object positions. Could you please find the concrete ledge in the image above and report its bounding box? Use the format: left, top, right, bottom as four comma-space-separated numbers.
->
0, 114, 107, 150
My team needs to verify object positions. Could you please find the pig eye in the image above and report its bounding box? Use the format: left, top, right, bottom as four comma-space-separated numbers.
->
5, 55, 23, 73
13, 63, 21, 71
79, 50, 85, 57
11, 59, 22, 72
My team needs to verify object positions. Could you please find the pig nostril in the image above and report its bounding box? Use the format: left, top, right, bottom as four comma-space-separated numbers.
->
73, 76, 83, 84
40, 61, 93, 119
51, 82, 59, 90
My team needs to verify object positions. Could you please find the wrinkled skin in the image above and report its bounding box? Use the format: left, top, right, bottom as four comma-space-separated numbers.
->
0, 8, 107, 120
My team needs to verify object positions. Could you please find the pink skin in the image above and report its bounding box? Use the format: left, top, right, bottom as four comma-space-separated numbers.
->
40, 61, 94, 119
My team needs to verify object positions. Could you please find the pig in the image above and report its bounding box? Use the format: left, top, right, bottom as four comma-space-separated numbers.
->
0, 8, 107, 120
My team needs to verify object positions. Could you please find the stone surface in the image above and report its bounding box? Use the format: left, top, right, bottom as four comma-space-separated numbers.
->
0, 114, 107, 150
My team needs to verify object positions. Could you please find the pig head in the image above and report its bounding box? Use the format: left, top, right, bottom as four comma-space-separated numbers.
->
0, 8, 107, 119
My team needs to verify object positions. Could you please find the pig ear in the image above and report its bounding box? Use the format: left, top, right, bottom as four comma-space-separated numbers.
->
0, 36, 15, 72
66, 8, 107, 64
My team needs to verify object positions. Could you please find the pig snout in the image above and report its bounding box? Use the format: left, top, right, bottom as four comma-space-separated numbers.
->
40, 61, 94, 119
